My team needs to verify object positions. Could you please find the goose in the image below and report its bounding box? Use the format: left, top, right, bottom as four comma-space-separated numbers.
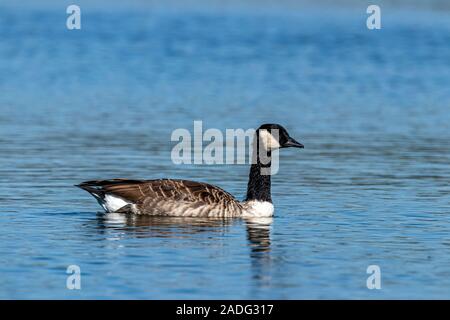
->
76, 124, 304, 218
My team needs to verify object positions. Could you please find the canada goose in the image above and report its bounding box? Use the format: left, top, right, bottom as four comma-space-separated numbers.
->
76, 124, 304, 217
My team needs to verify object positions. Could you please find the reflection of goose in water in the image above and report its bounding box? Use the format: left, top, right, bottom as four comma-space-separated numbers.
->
245, 217, 272, 254
94, 213, 272, 249
95, 213, 237, 238
77, 124, 303, 218
244, 217, 273, 289
93, 214, 274, 289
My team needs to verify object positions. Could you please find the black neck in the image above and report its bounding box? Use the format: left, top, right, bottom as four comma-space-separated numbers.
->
245, 150, 272, 203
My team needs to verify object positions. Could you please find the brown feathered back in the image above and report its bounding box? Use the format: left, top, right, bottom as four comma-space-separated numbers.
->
77, 179, 243, 217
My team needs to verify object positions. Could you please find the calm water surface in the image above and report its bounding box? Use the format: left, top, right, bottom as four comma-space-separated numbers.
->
0, 2, 450, 299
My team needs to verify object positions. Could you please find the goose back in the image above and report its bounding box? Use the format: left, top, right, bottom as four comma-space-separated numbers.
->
77, 179, 243, 217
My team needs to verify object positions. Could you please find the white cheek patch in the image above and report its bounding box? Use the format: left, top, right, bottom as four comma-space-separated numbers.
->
259, 129, 281, 150
103, 194, 131, 212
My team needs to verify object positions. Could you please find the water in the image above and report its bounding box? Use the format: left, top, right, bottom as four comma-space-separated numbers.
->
0, 1, 450, 299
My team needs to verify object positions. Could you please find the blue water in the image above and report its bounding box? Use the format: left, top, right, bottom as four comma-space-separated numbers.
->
0, 1, 450, 299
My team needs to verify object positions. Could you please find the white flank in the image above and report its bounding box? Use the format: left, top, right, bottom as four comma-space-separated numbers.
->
242, 200, 274, 218
103, 194, 130, 213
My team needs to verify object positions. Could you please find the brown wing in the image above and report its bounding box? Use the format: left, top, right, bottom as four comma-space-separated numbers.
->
77, 178, 238, 206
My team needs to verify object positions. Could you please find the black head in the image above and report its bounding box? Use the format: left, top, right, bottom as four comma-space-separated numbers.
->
257, 123, 304, 150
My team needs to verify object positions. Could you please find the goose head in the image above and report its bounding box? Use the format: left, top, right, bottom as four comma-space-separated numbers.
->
257, 123, 304, 151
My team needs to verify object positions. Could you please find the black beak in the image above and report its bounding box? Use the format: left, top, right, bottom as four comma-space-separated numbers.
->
283, 137, 304, 148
